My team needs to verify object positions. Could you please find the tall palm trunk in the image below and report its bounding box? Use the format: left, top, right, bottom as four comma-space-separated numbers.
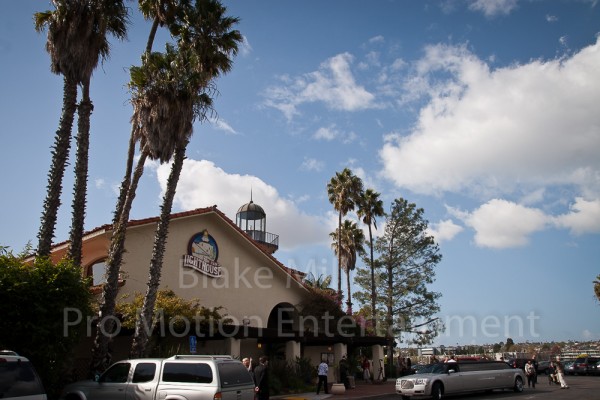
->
90, 150, 147, 374
346, 265, 352, 314
337, 211, 342, 299
37, 76, 78, 258
130, 142, 187, 358
68, 78, 93, 267
385, 238, 394, 376
90, 11, 161, 371
368, 224, 376, 330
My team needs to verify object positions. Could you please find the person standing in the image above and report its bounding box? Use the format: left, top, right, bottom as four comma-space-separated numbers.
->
531, 355, 539, 386
398, 357, 406, 375
553, 356, 569, 389
242, 357, 254, 380
339, 355, 349, 388
316, 359, 329, 395
362, 356, 371, 383
525, 360, 536, 388
254, 356, 270, 399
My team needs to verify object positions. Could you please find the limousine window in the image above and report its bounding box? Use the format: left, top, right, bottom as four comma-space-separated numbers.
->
457, 362, 510, 372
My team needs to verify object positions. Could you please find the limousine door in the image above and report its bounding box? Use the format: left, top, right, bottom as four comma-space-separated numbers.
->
443, 363, 465, 393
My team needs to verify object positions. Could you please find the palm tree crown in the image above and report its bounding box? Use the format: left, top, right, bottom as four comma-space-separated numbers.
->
330, 219, 365, 314
327, 168, 363, 298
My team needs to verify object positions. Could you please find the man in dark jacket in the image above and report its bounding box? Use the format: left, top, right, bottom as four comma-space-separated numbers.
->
254, 356, 270, 399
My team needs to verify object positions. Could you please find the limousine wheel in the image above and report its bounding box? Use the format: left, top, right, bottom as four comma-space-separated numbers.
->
431, 382, 443, 399
513, 376, 524, 392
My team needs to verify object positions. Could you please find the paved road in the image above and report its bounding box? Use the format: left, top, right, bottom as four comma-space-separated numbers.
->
372, 375, 600, 400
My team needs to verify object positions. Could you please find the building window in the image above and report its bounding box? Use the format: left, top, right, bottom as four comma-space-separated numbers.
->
88, 260, 107, 286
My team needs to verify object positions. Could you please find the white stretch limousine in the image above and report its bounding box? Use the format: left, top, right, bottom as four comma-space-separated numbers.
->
396, 361, 525, 400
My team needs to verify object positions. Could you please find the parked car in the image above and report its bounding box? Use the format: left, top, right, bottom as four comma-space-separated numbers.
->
590, 360, 600, 376
571, 356, 599, 375
0, 352, 47, 400
60, 355, 255, 400
506, 358, 535, 371
564, 360, 575, 375
537, 360, 551, 375
396, 361, 525, 399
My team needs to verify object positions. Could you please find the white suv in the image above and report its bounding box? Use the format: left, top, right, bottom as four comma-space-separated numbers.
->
0, 352, 47, 400
61, 355, 255, 400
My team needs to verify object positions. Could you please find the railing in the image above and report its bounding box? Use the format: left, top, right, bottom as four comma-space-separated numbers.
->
244, 230, 279, 247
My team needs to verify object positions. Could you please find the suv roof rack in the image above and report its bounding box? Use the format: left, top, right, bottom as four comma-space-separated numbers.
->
166, 355, 234, 360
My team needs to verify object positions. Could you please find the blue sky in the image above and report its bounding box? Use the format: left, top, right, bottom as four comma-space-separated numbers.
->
1, 0, 599, 347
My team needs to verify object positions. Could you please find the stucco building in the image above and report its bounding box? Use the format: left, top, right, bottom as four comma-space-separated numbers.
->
49, 200, 387, 379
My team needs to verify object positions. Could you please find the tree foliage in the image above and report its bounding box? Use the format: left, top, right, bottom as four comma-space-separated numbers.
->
0, 249, 92, 398
330, 219, 365, 313
355, 198, 442, 348
296, 287, 346, 335
594, 274, 600, 303
116, 288, 229, 332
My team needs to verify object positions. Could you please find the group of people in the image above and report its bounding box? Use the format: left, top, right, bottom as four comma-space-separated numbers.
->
242, 356, 270, 400
524, 355, 569, 389
316, 354, 374, 395
397, 356, 413, 376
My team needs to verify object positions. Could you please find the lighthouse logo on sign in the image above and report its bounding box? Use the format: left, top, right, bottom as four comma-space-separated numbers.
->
182, 229, 222, 278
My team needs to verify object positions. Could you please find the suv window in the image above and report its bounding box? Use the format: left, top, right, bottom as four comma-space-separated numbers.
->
162, 363, 213, 384
100, 363, 131, 383
0, 360, 45, 398
132, 363, 157, 383
217, 362, 254, 387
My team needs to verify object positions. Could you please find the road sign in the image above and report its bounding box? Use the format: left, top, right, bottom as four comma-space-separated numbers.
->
189, 335, 197, 354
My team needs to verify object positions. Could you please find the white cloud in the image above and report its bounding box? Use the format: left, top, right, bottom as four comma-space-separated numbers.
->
300, 157, 325, 172
313, 126, 338, 141
369, 35, 385, 44
264, 53, 376, 120
313, 125, 357, 144
95, 178, 105, 189
428, 219, 464, 243
239, 35, 252, 56
468, 0, 518, 17
546, 14, 558, 23
156, 159, 331, 250
519, 189, 546, 206
380, 39, 600, 199
210, 117, 237, 134
451, 199, 548, 248
552, 197, 600, 235
582, 329, 596, 339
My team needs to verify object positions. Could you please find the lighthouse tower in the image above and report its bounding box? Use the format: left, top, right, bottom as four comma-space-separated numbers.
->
236, 193, 279, 254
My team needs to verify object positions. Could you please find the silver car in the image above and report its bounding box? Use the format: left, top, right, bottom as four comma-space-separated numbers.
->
61, 355, 255, 400
0, 353, 47, 400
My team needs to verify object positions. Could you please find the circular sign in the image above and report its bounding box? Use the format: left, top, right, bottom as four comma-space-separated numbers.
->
188, 229, 219, 261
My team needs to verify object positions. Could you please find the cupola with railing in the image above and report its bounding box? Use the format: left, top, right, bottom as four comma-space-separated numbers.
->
235, 194, 279, 254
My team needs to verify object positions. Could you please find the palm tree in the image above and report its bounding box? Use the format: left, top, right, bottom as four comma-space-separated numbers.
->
91, 0, 183, 373
327, 168, 363, 299
33, 0, 90, 258
67, 0, 128, 267
330, 219, 365, 314
357, 188, 384, 329
34, 0, 128, 262
129, 0, 241, 358
303, 273, 333, 291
